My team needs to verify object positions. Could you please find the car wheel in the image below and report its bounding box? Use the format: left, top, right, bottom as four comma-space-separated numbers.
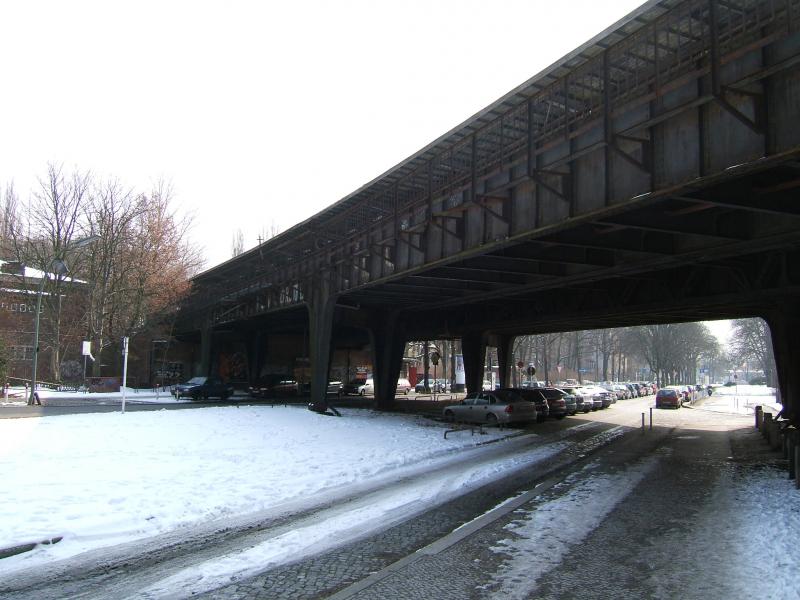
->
221, 393, 230, 401
444, 410, 455, 423
359, 389, 366, 396
404, 389, 409, 395
486, 413, 498, 425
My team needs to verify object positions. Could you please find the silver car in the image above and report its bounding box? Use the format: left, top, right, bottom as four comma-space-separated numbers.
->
442, 390, 537, 425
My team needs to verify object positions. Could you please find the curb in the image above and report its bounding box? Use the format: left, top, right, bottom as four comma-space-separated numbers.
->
0, 536, 62, 560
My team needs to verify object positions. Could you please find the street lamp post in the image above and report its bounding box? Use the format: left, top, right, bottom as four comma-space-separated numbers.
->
28, 235, 100, 405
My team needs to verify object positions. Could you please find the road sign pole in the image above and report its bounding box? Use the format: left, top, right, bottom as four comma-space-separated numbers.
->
121, 337, 129, 413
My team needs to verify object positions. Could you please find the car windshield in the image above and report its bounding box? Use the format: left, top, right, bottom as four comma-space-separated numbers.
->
186, 377, 207, 385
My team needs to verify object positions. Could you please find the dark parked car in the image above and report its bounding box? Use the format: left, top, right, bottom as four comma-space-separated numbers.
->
250, 377, 340, 397
172, 376, 234, 400
504, 388, 549, 422
539, 387, 576, 417
655, 387, 682, 409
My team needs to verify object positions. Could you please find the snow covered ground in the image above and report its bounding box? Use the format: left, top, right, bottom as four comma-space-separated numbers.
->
0, 384, 791, 597
0, 385, 192, 406
0, 400, 527, 578
698, 384, 782, 415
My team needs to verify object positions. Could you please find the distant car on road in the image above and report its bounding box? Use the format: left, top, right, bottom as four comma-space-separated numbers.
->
443, 390, 537, 425
172, 376, 234, 400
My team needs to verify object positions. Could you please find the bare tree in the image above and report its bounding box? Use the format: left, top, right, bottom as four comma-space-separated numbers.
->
231, 228, 245, 257
1, 183, 21, 256
18, 164, 93, 382
84, 179, 202, 376
83, 177, 144, 376
729, 318, 776, 385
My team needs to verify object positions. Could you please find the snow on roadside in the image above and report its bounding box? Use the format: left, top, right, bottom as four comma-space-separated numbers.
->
134, 441, 568, 599
637, 459, 800, 599
698, 384, 780, 415
0, 385, 190, 406
484, 455, 660, 600
0, 405, 519, 575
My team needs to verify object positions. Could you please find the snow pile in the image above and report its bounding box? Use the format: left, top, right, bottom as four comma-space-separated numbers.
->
0, 406, 513, 574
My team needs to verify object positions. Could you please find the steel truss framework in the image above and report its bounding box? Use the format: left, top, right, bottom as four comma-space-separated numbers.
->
177, 0, 800, 419
183, 0, 800, 329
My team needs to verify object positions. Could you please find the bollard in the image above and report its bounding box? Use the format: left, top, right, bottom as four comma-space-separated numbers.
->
770, 422, 782, 451
649, 407, 653, 430
755, 405, 763, 430
781, 427, 793, 460
789, 432, 797, 480
642, 412, 645, 431
763, 413, 773, 440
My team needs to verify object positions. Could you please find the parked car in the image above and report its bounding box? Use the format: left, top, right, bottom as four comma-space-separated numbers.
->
341, 378, 371, 395
357, 379, 374, 395
442, 390, 537, 425
537, 387, 575, 417
172, 376, 234, 400
249, 375, 309, 398
655, 387, 682, 409
560, 386, 595, 413
414, 378, 449, 393
504, 388, 549, 422
582, 385, 614, 408
342, 377, 409, 396
395, 378, 412, 394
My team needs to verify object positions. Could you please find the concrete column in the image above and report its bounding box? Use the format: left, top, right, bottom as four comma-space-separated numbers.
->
496, 334, 515, 389
307, 290, 337, 413
199, 326, 213, 376
368, 311, 406, 411
462, 331, 487, 395
765, 304, 800, 427
246, 330, 262, 384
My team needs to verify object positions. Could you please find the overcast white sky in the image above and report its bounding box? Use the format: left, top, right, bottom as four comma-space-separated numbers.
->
0, 1, 648, 269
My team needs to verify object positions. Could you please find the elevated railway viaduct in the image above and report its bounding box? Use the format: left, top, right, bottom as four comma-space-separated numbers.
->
176, 0, 800, 424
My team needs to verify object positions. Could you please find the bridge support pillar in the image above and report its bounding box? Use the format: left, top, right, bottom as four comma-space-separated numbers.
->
199, 326, 212, 376
495, 334, 515, 389
766, 305, 800, 427
369, 311, 406, 411
307, 293, 337, 413
462, 331, 487, 395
